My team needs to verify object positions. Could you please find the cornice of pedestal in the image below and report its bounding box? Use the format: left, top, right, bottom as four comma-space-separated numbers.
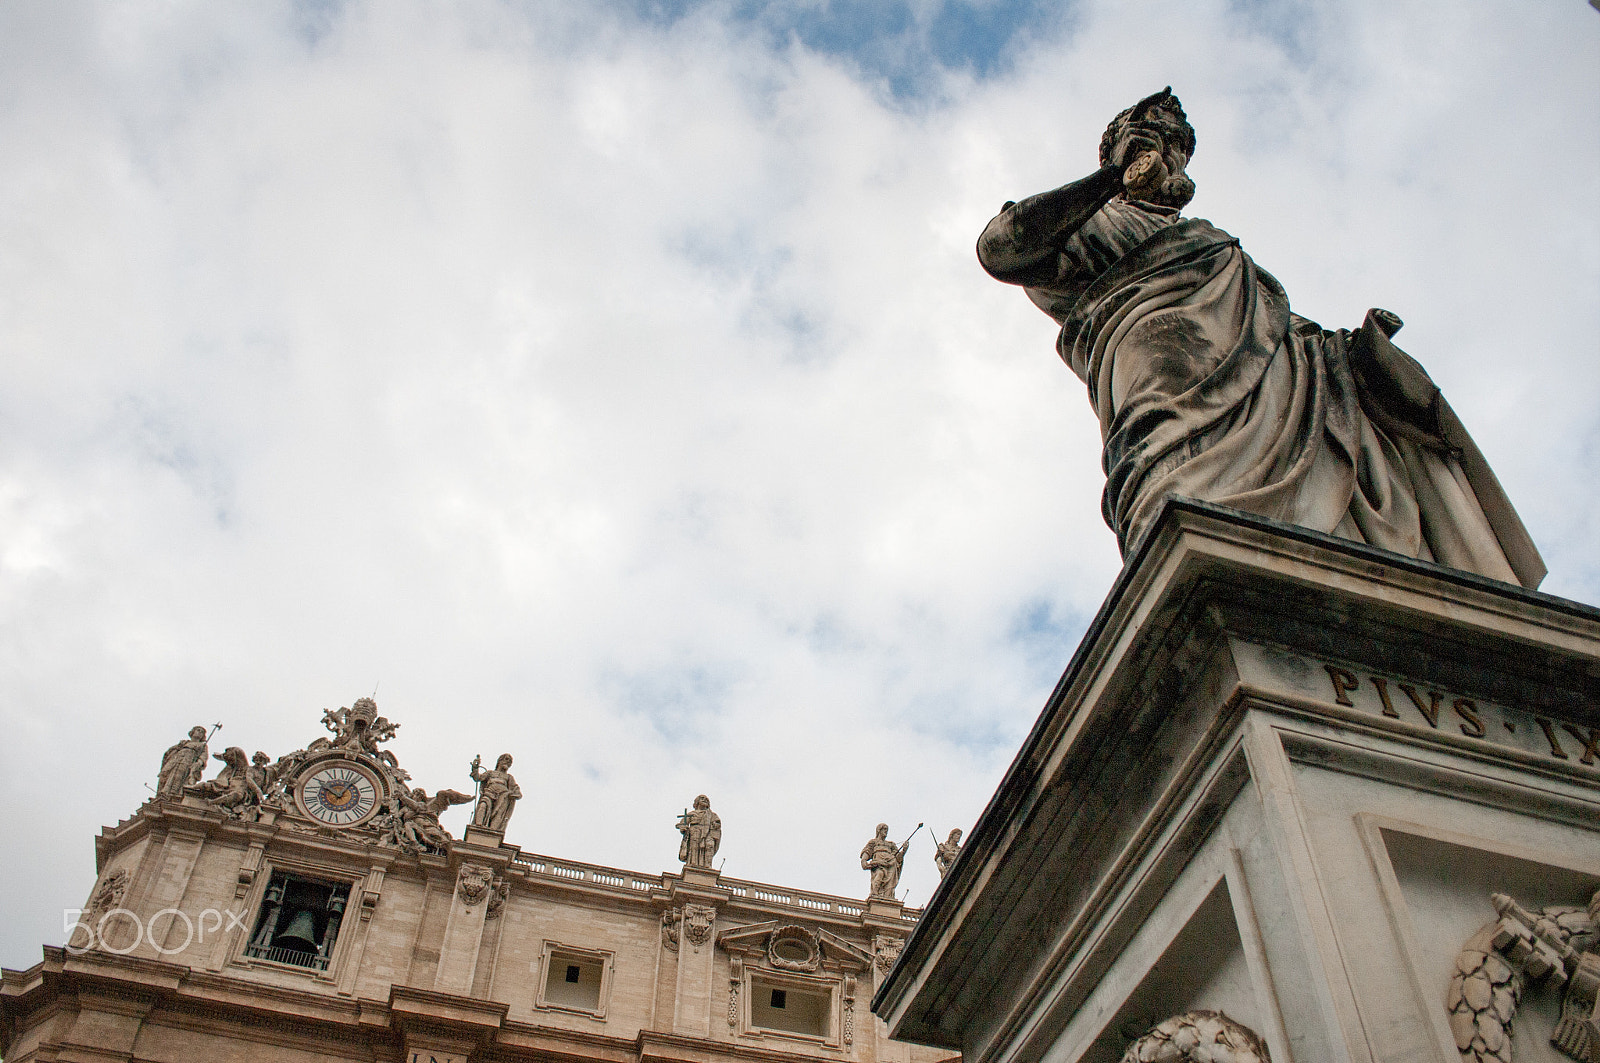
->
661, 865, 734, 908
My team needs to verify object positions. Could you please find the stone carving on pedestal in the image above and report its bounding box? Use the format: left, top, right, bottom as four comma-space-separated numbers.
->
1447, 889, 1599, 1063
861, 823, 914, 900
456, 864, 493, 906
469, 753, 520, 832
976, 87, 1542, 587
677, 794, 722, 868
156, 725, 210, 797
1120, 1011, 1270, 1062
933, 828, 962, 878
874, 933, 904, 973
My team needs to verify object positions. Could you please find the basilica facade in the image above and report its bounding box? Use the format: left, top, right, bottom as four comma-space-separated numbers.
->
0, 700, 949, 1063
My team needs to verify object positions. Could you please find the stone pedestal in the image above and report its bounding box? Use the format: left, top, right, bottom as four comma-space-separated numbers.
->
433, 838, 512, 996
875, 501, 1600, 1063
666, 868, 731, 1037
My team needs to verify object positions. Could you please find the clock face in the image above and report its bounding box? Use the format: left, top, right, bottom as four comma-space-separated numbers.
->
298, 763, 381, 826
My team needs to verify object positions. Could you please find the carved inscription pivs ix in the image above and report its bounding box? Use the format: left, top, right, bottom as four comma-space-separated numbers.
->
1322, 664, 1599, 767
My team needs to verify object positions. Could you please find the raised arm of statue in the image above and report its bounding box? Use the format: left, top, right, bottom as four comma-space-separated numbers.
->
978, 87, 1189, 284
976, 165, 1122, 281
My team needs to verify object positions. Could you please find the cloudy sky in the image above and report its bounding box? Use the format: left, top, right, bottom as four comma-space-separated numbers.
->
1, 0, 1596, 967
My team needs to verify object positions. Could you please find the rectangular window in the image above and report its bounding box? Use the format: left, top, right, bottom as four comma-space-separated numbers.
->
750, 979, 830, 1037
544, 947, 604, 1011
244, 871, 350, 972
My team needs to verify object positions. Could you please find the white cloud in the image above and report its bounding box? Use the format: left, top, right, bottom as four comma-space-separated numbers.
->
0, 0, 1595, 966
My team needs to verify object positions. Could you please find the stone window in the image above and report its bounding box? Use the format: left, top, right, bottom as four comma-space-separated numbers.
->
749, 976, 831, 1038
535, 941, 613, 1018
244, 871, 350, 972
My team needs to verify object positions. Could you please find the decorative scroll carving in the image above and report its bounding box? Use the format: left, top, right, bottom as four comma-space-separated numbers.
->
1121, 1011, 1269, 1062
682, 903, 717, 948
874, 933, 905, 973
662, 908, 680, 952
457, 864, 493, 906
1448, 890, 1599, 1063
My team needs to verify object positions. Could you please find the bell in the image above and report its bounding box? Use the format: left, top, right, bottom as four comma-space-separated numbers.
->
272, 910, 319, 954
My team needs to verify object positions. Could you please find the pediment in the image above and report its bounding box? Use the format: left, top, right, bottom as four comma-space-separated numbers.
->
716, 920, 872, 973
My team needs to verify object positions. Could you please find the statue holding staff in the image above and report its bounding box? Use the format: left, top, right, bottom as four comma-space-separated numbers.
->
933, 828, 963, 878
157, 725, 212, 797
861, 822, 921, 900
676, 795, 722, 868
469, 753, 521, 832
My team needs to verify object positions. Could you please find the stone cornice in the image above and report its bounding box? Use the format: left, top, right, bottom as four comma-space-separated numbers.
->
4, 951, 902, 1063
873, 497, 1600, 1048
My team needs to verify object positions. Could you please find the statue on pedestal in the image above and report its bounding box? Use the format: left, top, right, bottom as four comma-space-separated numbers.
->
676, 795, 722, 868
469, 753, 521, 832
156, 726, 210, 797
861, 823, 917, 900
933, 828, 963, 878
977, 88, 1542, 588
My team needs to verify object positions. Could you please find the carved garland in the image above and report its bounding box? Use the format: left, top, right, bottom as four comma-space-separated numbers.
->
1121, 1011, 1269, 1063
843, 974, 857, 1045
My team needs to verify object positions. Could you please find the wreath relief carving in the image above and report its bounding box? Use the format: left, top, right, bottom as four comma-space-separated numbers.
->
1447, 890, 1599, 1063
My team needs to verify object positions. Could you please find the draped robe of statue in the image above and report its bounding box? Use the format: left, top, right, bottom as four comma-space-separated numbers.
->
978, 195, 1544, 588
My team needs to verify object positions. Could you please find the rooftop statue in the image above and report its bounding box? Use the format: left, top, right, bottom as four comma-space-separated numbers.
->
677, 794, 722, 868
933, 828, 962, 879
862, 822, 920, 901
156, 725, 210, 797
470, 753, 521, 833
977, 88, 1543, 588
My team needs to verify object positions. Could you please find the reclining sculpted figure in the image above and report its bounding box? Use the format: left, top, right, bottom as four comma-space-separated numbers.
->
977, 88, 1543, 588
